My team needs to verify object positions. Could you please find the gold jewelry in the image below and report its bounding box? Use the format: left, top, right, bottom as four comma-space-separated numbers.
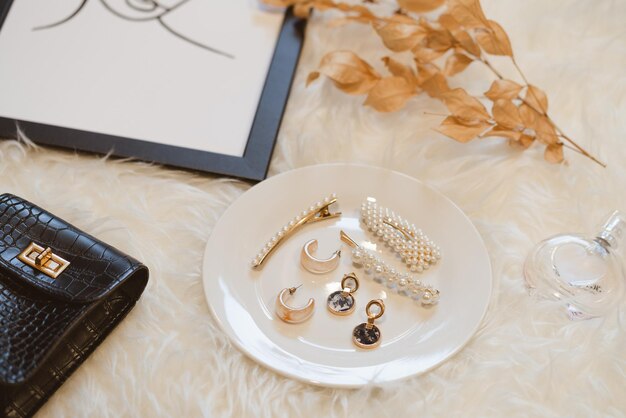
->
352, 299, 385, 349
340, 230, 440, 306
251, 194, 341, 269
326, 273, 359, 316
360, 197, 441, 273
300, 239, 341, 274
275, 285, 315, 324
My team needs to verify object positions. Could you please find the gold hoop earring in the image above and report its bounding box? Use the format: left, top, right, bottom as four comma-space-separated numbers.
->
327, 273, 359, 316
301, 239, 341, 274
352, 299, 385, 349
275, 285, 315, 324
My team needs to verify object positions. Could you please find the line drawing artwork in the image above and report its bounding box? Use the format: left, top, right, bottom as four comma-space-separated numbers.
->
34, 0, 234, 59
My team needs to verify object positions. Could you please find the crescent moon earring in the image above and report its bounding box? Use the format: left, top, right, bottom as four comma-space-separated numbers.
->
275, 285, 315, 324
300, 239, 341, 274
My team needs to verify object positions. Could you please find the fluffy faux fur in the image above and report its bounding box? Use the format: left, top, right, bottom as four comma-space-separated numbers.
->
1, 0, 625, 416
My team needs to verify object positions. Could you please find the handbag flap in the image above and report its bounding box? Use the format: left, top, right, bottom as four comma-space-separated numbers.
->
0, 193, 142, 303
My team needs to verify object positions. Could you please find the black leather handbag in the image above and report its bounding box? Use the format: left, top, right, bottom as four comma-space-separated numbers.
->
0, 193, 149, 418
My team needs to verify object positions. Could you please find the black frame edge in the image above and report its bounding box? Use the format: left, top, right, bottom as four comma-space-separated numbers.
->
0, 2, 304, 182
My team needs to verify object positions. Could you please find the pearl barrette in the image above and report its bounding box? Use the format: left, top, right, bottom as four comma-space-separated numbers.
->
251, 194, 340, 269
340, 231, 440, 305
360, 197, 441, 273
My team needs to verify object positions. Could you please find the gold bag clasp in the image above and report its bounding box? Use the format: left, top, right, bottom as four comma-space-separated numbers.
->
18, 242, 70, 279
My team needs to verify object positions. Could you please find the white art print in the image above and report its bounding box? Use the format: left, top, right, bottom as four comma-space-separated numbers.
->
0, 0, 284, 157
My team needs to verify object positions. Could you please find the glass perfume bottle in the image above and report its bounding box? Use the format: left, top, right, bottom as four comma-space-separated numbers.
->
524, 211, 626, 319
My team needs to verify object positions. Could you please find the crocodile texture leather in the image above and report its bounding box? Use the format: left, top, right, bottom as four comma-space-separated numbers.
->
0, 194, 149, 418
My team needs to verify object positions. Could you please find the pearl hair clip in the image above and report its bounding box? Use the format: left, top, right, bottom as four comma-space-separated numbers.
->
340, 230, 440, 305
251, 194, 341, 269
360, 197, 441, 273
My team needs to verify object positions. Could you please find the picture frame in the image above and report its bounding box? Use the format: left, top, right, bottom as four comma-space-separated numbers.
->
0, 2, 305, 181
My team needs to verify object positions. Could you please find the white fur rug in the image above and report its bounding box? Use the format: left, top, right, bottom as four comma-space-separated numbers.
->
2, 0, 626, 416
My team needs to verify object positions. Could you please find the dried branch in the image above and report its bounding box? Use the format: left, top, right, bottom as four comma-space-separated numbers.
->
266, 0, 603, 166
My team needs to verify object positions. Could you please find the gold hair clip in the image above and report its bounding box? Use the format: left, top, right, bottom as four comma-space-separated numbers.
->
251, 194, 341, 269
340, 230, 440, 305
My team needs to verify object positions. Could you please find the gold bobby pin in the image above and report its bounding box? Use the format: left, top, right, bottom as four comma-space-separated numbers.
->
251, 194, 341, 269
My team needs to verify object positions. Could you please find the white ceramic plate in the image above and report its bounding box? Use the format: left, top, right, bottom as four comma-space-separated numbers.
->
202, 164, 492, 388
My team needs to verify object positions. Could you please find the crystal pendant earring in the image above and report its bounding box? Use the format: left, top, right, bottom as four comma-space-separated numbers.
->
524, 210, 626, 319
327, 273, 359, 315
352, 299, 385, 349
